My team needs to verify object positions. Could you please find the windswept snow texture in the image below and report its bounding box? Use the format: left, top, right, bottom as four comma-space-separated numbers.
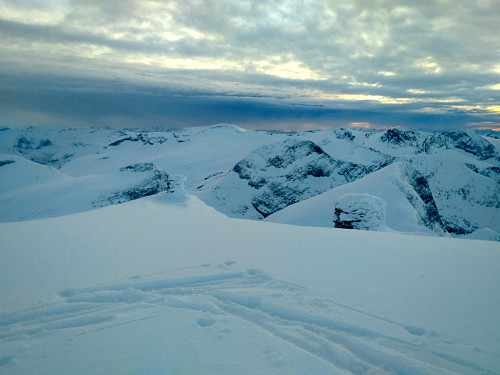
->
0, 125, 499, 239
0, 195, 499, 374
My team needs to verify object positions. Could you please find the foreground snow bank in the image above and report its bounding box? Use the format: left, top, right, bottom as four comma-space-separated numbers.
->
0, 193, 499, 374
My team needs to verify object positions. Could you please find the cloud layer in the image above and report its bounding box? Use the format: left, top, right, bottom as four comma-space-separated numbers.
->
1, 0, 499, 130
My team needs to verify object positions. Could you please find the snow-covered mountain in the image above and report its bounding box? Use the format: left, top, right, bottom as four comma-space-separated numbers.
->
0, 153, 180, 221
1, 124, 500, 374
268, 158, 500, 238
1, 125, 499, 239
196, 138, 384, 219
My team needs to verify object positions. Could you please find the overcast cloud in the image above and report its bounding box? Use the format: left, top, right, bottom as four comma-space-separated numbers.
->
1, 0, 499, 130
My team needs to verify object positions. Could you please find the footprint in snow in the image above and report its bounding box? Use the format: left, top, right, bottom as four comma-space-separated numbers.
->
197, 317, 216, 328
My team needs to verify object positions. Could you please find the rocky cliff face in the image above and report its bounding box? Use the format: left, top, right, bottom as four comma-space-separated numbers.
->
380, 129, 422, 147
199, 139, 383, 219
395, 163, 445, 234
93, 163, 174, 207
426, 130, 497, 160
393, 156, 500, 236
198, 128, 499, 237
377, 128, 498, 160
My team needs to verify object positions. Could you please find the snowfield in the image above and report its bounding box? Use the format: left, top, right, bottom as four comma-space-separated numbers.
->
1, 194, 499, 374
0, 125, 500, 374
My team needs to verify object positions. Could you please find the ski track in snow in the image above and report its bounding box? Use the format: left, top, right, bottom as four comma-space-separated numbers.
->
0, 263, 494, 375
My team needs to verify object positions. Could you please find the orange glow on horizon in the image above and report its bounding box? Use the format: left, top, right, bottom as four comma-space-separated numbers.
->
475, 127, 500, 131
349, 122, 371, 128
299, 123, 331, 130
348, 122, 402, 130
466, 121, 500, 131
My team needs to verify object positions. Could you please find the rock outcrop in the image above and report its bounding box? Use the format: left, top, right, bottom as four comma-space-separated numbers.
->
333, 194, 386, 231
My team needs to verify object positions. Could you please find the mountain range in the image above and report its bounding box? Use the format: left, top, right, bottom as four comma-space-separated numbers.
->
1, 124, 499, 240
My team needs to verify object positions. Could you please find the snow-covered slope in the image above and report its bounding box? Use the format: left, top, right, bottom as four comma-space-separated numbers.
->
1, 192, 499, 374
0, 154, 178, 221
59, 124, 285, 191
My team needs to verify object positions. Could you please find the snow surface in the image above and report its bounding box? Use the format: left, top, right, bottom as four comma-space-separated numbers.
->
1, 191, 500, 374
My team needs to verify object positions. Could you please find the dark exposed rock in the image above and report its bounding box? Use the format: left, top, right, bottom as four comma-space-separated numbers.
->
248, 177, 267, 189
426, 130, 496, 160
333, 207, 352, 229
409, 172, 443, 229
485, 132, 499, 140
108, 133, 167, 147
119, 163, 156, 172
15, 137, 34, 153
118, 170, 172, 201
379, 128, 497, 161
232, 160, 254, 181
367, 157, 397, 173
396, 162, 495, 236
226, 139, 377, 218
93, 163, 173, 207
466, 163, 500, 184
93, 169, 173, 207
264, 140, 323, 169
442, 220, 474, 235
381, 129, 420, 146
396, 164, 446, 234
465, 163, 479, 173
251, 183, 303, 218
0, 160, 15, 167
333, 128, 355, 141
172, 132, 190, 143
36, 139, 52, 149
337, 162, 370, 182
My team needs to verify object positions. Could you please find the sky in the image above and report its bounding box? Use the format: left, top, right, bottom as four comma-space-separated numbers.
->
1, 0, 499, 131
